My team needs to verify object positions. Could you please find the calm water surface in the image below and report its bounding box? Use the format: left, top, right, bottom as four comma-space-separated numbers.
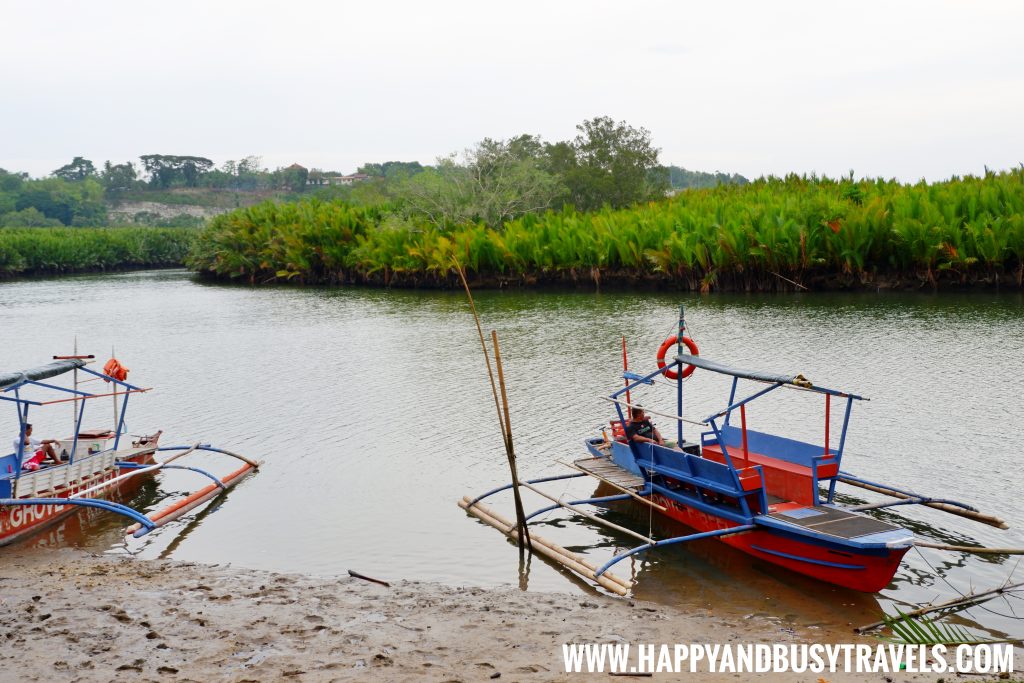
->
2, 270, 1023, 639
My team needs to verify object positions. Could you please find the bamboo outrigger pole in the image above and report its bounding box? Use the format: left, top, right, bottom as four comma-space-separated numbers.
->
459, 496, 631, 595
838, 476, 1009, 529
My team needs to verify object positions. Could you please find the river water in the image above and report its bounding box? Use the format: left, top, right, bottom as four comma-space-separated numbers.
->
2, 270, 1023, 639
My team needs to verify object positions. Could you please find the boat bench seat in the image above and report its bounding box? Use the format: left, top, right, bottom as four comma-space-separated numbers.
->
701, 426, 837, 506
642, 443, 764, 496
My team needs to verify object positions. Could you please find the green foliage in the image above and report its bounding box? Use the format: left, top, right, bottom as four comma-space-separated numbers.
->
394, 138, 564, 229
7, 176, 107, 226
357, 161, 424, 179
553, 116, 667, 211
189, 169, 1024, 289
0, 207, 64, 227
0, 227, 196, 276
188, 199, 388, 283
882, 609, 1001, 646
100, 161, 140, 193
130, 211, 206, 228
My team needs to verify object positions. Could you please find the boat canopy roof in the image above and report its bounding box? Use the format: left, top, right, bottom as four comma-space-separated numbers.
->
0, 359, 87, 392
675, 353, 865, 400
675, 353, 814, 387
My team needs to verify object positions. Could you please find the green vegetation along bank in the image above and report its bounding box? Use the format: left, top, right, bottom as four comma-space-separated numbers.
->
189, 169, 1024, 291
0, 227, 196, 278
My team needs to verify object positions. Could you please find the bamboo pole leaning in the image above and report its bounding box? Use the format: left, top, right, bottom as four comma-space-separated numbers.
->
455, 262, 531, 555
491, 330, 532, 555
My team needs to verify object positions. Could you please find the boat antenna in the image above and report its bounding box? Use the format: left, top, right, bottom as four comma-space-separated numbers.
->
677, 305, 686, 446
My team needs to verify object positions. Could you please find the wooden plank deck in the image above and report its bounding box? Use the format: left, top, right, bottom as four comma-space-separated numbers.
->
572, 457, 646, 491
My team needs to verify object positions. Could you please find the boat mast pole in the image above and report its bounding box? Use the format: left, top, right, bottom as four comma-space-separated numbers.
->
111, 345, 118, 435
622, 336, 630, 407
677, 305, 685, 445
72, 336, 78, 439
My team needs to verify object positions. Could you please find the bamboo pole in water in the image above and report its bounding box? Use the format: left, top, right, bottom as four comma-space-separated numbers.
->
837, 477, 1009, 529
460, 497, 632, 590
459, 497, 630, 595
914, 541, 1024, 555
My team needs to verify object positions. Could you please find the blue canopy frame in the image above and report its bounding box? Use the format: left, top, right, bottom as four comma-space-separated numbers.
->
609, 306, 867, 505
1, 358, 148, 474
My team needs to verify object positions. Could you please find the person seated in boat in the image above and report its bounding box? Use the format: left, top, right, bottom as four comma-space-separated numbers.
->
625, 406, 664, 446
14, 424, 61, 471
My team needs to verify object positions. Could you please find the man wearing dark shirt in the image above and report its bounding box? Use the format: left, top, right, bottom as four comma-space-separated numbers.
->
625, 406, 664, 446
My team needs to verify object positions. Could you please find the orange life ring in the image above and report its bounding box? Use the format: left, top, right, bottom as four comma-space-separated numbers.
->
656, 335, 699, 380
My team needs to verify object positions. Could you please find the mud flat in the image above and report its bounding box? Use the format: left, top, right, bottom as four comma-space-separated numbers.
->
0, 549, 1015, 681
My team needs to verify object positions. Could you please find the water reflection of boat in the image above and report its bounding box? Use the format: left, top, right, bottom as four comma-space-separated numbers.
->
462, 307, 1008, 595
0, 356, 260, 546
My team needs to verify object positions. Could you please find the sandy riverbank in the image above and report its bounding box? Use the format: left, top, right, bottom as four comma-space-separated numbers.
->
0, 549, 1015, 682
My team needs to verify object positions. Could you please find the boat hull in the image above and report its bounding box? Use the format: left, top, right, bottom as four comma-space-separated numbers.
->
0, 446, 157, 546
650, 492, 909, 592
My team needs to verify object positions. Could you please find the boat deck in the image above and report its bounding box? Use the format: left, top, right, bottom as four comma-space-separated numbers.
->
767, 505, 902, 540
573, 457, 646, 491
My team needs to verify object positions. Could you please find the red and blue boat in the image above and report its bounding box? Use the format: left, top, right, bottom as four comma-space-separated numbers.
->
0, 355, 259, 546
462, 307, 1006, 594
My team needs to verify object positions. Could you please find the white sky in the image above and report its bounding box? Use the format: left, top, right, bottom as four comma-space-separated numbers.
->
2, 0, 1022, 182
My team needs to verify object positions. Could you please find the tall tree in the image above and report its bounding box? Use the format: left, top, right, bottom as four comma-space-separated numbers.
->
100, 160, 139, 193
397, 136, 563, 229
52, 156, 97, 182
139, 154, 214, 188
554, 116, 666, 211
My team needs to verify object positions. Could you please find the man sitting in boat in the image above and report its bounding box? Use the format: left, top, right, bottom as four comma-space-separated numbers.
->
14, 424, 61, 471
625, 406, 664, 446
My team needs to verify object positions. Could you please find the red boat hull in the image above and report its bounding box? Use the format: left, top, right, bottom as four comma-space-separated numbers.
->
0, 449, 156, 547
652, 494, 909, 593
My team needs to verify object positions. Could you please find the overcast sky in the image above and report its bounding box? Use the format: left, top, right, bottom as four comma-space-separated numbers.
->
3, 0, 1022, 182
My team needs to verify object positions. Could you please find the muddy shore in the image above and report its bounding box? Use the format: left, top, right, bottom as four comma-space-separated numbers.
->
0, 549, 1016, 682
